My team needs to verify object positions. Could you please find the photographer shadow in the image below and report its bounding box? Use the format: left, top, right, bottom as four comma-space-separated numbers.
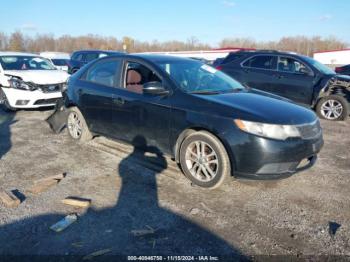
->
0, 108, 15, 160
0, 135, 245, 260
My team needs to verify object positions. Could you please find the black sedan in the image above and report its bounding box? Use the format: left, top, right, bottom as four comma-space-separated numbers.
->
60, 54, 323, 189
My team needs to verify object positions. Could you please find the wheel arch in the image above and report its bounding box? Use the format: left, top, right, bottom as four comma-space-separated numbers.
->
315, 83, 350, 107
173, 126, 237, 176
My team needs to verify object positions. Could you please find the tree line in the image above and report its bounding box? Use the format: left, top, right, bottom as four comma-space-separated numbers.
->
0, 31, 348, 56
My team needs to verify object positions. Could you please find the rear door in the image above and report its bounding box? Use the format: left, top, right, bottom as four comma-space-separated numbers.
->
77, 57, 122, 135
239, 55, 278, 92
272, 56, 315, 105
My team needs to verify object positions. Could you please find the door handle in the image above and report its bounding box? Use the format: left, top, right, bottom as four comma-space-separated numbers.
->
113, 97, 125, 105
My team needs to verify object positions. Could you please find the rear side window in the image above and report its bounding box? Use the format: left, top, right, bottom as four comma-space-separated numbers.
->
243, 55, 277, 70
84, 53, 99, 62
72, 53, 83, 61
52, 59, 68, 66
85, 59, 120, 87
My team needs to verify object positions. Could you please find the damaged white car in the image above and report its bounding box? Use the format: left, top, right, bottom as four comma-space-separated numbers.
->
0, 52, 69, 111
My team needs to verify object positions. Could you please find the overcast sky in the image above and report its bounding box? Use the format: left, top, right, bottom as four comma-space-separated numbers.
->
1, 0, 349, 46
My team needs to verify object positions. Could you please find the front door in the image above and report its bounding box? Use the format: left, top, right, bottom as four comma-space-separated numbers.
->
272, 56, 315, 105
110, 60, 172, 153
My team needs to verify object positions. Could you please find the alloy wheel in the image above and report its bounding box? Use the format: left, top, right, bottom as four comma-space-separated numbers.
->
67, 112, 83, 139
185, 141, 219, 182
320, 99, 343, 120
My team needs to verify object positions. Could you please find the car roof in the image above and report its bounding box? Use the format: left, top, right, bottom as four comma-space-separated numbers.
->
0, 51, 39, 57
72, 49, 123, 54
131, 54, 196, 62
233, 50, 300, 56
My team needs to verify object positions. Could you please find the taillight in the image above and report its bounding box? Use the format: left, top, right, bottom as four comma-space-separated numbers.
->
216, 66, 223, 71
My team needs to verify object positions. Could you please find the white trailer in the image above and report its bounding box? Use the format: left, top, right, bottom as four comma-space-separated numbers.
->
313, 49, 350, 67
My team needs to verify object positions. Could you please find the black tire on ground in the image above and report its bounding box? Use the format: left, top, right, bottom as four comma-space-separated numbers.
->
316, 95, 349, 121
66, 106, 92, 142
179, 131, 231, 189
0, 88, 16, 112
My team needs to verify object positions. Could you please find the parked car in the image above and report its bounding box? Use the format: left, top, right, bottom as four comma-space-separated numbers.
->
57, 54, 323, 189
0, 52, 69, 111
216, 50, 350, 121
40, 52, 70, 72
213, 57, 225, 67
68, 50, 124, 74
335, 64, 350, 76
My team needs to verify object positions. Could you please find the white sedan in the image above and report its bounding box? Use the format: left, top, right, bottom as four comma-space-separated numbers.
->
0, 52, 69, 110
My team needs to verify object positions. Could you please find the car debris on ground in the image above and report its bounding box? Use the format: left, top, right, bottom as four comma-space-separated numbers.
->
50, 214, 78, 233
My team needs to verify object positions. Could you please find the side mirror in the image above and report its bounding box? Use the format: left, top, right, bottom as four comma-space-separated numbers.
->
143, 81, 169, 96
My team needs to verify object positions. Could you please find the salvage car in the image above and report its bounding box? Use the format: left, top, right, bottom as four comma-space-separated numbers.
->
68, 50, 124, 74
55, 54, 323, 189
0, 52, 69, 111
216, 50, 350, 121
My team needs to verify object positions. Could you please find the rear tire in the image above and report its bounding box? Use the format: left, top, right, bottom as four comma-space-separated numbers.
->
316, 95, 349, 121
179, 131, 231, 189
66, 107, 92, 142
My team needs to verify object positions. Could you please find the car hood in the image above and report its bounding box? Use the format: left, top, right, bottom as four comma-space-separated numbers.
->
197, 89, 317, 125
333, 74, 350, 82
4, 70, 69, 84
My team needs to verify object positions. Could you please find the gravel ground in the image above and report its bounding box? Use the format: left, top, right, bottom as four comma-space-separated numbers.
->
0, 108, 349, 260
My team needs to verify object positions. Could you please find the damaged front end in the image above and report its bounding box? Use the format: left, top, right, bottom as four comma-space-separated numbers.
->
6, 75, 66, 93
317, 76, 350, 101
46, 97, 69, 134
7, 76, 38, 91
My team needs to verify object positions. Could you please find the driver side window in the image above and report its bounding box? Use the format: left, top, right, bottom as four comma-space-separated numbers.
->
123, 62, 161, 94
278, 57, 310, 74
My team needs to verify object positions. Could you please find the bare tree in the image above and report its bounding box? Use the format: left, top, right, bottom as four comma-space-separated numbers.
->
0, 32, 8, 50
0, 31, 348, 56
8, 31, 25, 51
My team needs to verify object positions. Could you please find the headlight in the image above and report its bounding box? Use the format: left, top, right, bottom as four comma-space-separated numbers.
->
8, 78, 35, 91
234, 119, 301, 140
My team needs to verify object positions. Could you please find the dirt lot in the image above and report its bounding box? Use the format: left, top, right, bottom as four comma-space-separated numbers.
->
0, 107, 349, 260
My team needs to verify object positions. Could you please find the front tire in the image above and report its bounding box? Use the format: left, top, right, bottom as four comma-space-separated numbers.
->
67, 107, 92, 142
316, 95, 349, 121
179, 131, 231, 189
0, 88, 16, 112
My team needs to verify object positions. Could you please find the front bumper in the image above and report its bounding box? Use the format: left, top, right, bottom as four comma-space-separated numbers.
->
1, 87, 62, 108
224, 129, 324, 180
